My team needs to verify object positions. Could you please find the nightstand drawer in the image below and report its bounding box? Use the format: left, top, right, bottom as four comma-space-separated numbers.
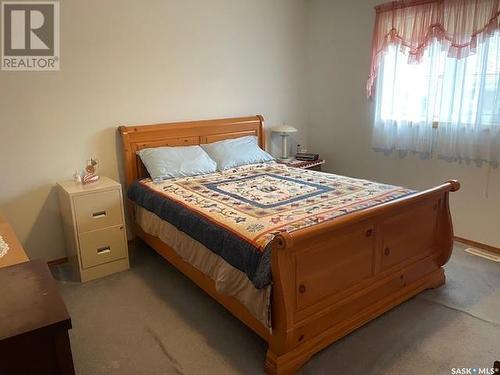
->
79, 226, 127, 269
73, 190, 122, 233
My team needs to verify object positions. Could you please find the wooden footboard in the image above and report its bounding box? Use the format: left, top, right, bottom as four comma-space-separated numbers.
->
266, 180, 460, 375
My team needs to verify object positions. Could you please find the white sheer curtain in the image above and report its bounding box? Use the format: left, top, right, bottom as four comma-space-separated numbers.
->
373, 31, 500, 164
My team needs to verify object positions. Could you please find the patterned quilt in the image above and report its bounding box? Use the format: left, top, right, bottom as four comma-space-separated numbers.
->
128, 163, 415, 288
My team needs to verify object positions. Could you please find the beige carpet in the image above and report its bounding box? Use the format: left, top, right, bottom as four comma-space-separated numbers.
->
52, 243, 500, 375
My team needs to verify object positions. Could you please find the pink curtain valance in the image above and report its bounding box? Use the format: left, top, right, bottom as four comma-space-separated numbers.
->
367, 0, 500, 98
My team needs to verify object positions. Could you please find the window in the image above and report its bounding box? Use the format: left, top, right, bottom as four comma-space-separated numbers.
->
377, 33, 500, 127
368, 0, 500, 164
377, 32, 500, 126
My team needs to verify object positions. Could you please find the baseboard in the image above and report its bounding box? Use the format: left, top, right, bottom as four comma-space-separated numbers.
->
47, 257, 68, 267
455, 237, 500, 255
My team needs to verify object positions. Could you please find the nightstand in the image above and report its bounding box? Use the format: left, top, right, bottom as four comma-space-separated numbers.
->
57, 177, 129, 282
277, 158, 325, 171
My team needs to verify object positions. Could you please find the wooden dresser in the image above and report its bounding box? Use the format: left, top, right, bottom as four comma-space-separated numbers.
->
0, 214, 75, 375
0, 213, 28, 268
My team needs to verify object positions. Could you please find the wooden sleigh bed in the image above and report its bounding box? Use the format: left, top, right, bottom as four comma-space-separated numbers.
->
119, 115, 460, 374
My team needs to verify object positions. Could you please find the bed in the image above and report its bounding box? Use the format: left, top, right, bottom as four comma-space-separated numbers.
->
119, 115, 460, 374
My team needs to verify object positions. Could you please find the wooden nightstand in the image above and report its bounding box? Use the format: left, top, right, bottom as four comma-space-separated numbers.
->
277, 158, 325, 171
57, 177, 129, 282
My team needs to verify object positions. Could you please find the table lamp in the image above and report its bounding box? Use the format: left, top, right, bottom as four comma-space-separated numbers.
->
273, 124, 298, 160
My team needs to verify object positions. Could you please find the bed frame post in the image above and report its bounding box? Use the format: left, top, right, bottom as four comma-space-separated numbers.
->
266, 232, 300, 374
256, 114, 266, 150
118, 126, 136, 188
436, 180, 460, 267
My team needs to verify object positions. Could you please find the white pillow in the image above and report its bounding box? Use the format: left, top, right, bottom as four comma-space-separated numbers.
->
137, 145, 217, 182
201, 136, 274, 171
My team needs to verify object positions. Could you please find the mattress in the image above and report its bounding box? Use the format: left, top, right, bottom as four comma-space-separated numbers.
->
128, 163, 415, 289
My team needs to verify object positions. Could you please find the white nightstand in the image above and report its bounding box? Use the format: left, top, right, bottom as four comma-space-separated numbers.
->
57, 176, 129, 282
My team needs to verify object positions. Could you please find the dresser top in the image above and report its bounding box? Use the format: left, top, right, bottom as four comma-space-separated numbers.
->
0, 213, 29, 268
57, 176, 121, 196
0, 259, 71, 340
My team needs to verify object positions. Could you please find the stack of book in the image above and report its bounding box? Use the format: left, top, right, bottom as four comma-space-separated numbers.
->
295, 153, 320, 161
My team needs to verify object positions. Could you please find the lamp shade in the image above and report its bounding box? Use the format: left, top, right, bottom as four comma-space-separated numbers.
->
272, 124, 298, 134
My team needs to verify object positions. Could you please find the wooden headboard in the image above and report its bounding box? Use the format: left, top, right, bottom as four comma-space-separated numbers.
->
118, 115, 265, 187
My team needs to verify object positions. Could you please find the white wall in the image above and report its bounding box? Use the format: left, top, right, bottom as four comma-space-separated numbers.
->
1, 0, 498, 262
306, 0, 500, 248
0, 0, 308, 261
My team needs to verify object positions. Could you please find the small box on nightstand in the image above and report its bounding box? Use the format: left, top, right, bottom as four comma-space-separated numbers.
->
57, 176, 129, 282
276, 158, 325, 171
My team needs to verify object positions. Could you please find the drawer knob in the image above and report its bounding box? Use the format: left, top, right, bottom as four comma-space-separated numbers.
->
384, 247, 391, 256
400, 274, 407, 286
299, 284, 306, 294
366, 229, 373, 237
92, 211, 107, 219
97, 246, 111, 254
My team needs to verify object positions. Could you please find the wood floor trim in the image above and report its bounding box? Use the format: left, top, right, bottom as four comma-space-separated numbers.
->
455, 236, 500, 255
47, 257, 68, 267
